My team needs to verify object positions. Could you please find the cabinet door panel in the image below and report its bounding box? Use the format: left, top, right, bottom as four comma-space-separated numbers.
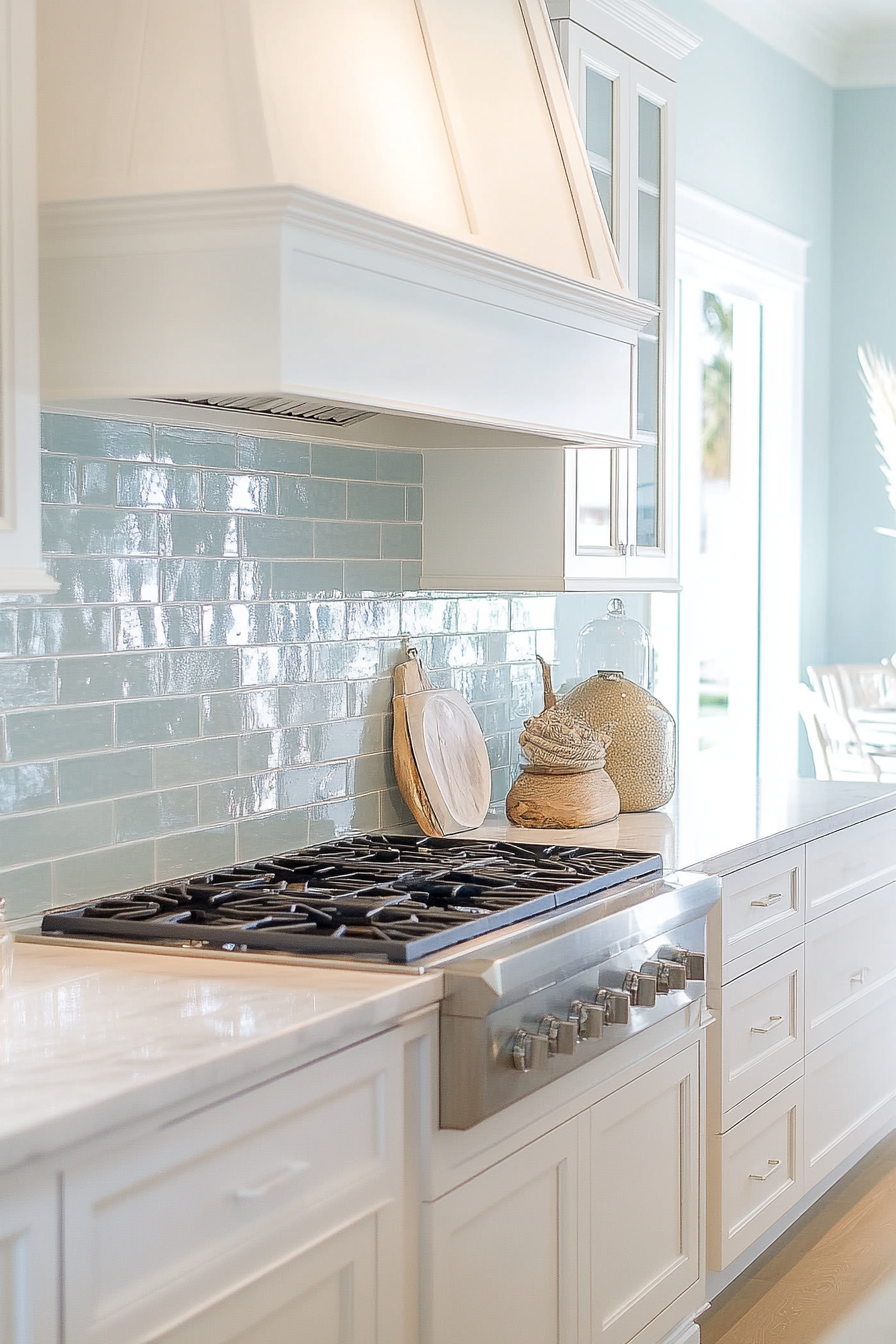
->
150, 1214, 378, 1344
805, 812, 896, 919
805, 996, 896, 1189
804, 881, 896, 1050
424, 1119, 580, 1344
0, 1176, 58, 1344
713, 946, 803, 1117
590, 1043, 700, 1344
710, 848, 803, 977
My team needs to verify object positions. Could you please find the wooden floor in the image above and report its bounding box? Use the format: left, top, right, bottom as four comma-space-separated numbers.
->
699, 1131, 896, 1344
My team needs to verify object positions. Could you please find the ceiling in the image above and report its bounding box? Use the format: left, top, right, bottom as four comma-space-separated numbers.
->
702, 0, 896, 86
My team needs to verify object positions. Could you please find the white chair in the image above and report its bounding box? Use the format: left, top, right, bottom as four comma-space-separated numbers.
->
796, 684, 896, 782
807, 663, 896, 754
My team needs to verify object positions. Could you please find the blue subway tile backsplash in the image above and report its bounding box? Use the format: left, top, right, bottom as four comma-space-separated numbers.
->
0, 412, 562, 923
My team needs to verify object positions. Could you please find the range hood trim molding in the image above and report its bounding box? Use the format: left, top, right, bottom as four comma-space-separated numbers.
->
41, 183, 648, 445
41, 184, 655, 336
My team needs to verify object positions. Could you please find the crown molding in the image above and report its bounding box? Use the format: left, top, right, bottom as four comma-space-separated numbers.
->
547, 0, 700, 75
701, 0, 896, 88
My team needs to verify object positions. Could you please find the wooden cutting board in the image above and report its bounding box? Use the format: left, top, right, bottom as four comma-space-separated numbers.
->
392, 649, 492, 836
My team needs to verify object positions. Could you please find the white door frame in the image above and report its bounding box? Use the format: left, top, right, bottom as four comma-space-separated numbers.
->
676, 185, 808, 779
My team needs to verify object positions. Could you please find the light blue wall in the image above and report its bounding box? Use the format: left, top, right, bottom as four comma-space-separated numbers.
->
660, 0, 835, 682
828, 88, 896, 662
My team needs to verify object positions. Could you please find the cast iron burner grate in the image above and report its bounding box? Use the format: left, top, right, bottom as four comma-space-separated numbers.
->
40, 834, 663, 962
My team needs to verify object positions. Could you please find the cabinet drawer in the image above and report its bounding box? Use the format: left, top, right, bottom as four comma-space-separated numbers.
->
707, 1078, 803, 1272
63, 1031, 403, 1344
805, 811, 896, 919
805, 996, 896, 1190
711, 849, 803, 978
805, 881, 896, 1051
711, 946, 803, 1118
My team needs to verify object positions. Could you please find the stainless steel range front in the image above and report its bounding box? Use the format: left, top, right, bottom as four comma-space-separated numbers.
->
32, 832, 719, 1130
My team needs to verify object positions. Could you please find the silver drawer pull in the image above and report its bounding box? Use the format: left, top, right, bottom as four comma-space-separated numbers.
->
850, 967, 871, 986
234, 1160, 310, 1201
751, 1014, 784, 1035
751, 892, 784, 908
749, 1159, 781, 1182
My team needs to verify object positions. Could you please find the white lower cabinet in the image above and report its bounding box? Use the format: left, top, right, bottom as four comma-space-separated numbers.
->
0, 1174, 58, 1344
149, 1213, 380, 1344
424, 1037, 702, 1344
804, 991, 896, 1188
425, 1119, 581, 1344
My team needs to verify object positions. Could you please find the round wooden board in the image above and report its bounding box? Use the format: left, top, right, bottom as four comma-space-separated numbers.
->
403, 689, 492, 834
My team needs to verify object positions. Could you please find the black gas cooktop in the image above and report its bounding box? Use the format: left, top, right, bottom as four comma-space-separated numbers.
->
40, 833, 663, 963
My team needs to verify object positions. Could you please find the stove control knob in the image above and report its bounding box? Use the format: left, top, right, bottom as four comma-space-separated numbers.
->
511, 1028, 550, 1072
540, 1015, 577, 1056
640, 959, 687, 993
595, 987, 630, 1026
623, 970, 657, 1008
657, 945, 706, 981
569, 1000, 604, 1040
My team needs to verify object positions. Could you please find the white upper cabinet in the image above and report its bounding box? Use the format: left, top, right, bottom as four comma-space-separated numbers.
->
0, 0, 54, 593
421, 0, 698, 592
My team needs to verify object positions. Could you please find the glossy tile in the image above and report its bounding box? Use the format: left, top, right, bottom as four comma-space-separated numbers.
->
161, 559, 240, 603
0, 800, 114, 866
155, 825, 236, 880
115, 605, 202, 651
311, 640, 380, 681
0, 661, 57, 711
200, 603, 271, 647
457, 597, 511, 633
511, 595, 556, 630
405, 486, 423, 522
41, 456, 78, 504
199, 772, 278, 823
170, 512, 239, 557
376, 449, 423, 484
201, 688, 280, 735
4, 704, 114, 761
307, 792, 380, 843
58, 653, 161, 704
279, 762, 348, 808
401, 560, 423, 591
53, 841, 155, 905
17, 607, 114, 657
381, 524, 422, 559
49, 558, 160, 605
348, 752, 396, 795
117, 464, 202, 511
346, 600, 401, 640
305, 601, 347, 642
344, 560, 403, 594
114, 786, 199, 843
115, 696, 201, 746
401, 597, 457, 634
43, 413, 152, 460
311, 716, 382, 762
0, 762, 56, 814
203, 471, 277, 514
311, 443, 377, 480
238, 561, 272, 601
155, 424, 237, 467
237, 727, 311, 774
239, 644, 309, 687
314, 521, 380, 559
240, 516, 314, 558
78, 460, 117, 505
238, 434, 310, 474
0, 610, 16, 658
380, 787, 413, 829
0, 861, 54, 919
160, 649, 239, 695
279, 681, 347, 725
277, 476, 346, 519
269, 561, 343, 599
346, 676, 393, 717
347, 482, 406, 521
237, 809, 310, 860
42, 507, 159, 557
58, 748, 154, 805
154, 737, 239, 788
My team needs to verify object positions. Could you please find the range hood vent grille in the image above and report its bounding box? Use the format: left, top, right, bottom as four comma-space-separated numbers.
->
155, 396, 377, 427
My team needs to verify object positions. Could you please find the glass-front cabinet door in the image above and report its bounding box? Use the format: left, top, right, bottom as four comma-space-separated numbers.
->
553, 14, 679, 589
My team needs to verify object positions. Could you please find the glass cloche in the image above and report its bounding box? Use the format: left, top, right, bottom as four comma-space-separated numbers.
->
576, 598, 652, 689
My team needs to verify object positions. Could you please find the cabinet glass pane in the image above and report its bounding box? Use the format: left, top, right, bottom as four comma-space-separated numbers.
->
637, 318, 659, 436
636, 444, 658, 548
637, 190, 660, 304
576, 449, 616, 552
638, 98, 661, 189
585, 66, 615, 240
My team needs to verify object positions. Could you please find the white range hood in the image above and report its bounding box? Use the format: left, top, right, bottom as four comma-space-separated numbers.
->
37, 0, 653, 449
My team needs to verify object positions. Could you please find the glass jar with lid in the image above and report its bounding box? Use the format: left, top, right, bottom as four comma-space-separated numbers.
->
576, 598, 652, 689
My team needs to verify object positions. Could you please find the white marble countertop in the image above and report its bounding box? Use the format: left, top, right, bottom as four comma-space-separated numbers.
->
0, 941, 441, 1174
472, 777, 896, 874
